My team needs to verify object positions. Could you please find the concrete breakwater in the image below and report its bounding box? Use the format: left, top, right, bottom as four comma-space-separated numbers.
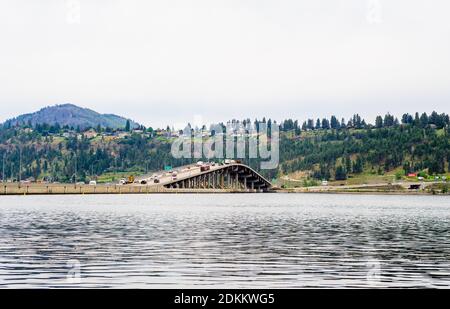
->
0, 183, 239, 195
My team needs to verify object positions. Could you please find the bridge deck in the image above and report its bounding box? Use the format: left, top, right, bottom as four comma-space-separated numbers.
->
137, 163, 272, 192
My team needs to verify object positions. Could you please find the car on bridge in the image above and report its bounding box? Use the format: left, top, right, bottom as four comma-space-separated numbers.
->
200, 165, 210, 172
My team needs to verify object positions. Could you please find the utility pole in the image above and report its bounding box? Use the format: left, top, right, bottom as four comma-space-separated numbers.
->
2, 153, 5, 183
74, 155, 77, 184
90, 160, 98, 179
114, 156, 118, 179
52, 162, 56, 183
19, 147, 22, 183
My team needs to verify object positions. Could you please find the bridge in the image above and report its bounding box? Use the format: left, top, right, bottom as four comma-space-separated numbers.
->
137, 163, 272, 192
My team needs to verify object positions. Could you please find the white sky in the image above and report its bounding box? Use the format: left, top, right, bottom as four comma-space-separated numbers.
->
1, 0, 450, 128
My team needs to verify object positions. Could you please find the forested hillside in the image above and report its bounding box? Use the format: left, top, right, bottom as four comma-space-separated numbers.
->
279, 112, 450, 183
0, 111, 449, 184
3, 104, 139, 130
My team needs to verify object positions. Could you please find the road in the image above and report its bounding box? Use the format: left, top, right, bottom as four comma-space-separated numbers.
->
136, 163, 229, 186
290, 181, 445, 193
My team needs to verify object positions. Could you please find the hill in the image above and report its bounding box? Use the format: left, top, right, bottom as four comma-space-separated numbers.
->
277, 112, 450, 187
0, 110, 449, 187
2, 104, 139, 130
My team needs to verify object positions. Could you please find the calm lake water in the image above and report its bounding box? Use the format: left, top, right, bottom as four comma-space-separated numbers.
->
0, 193, 450, 288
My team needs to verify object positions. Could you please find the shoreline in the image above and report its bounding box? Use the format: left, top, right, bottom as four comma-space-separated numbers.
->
277, 189, 445, 196
0, 183, 447, 196
0, 183, 264, 195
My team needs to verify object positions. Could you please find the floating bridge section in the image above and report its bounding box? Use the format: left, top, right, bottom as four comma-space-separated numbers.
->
162, 163, 272, 192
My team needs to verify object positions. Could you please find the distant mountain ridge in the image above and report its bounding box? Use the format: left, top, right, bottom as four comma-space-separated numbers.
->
3, 104, 139, 129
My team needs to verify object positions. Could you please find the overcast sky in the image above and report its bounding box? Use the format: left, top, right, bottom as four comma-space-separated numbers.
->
1, 0, 449, 128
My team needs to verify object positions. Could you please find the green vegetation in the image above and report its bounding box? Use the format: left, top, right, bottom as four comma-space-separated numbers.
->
1, 110, 449, 186
0, 124, 188, 183
279, 112, 450, 185
4, 104, 139, 130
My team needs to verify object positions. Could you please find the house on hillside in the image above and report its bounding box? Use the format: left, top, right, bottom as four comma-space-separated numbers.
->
83, 129, 98, 139
156, 129, 171, 137
116, 132, 130, 139
62, 132, 73, 138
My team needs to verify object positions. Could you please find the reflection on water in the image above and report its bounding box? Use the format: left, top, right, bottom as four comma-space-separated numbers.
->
0, 194, 450, 288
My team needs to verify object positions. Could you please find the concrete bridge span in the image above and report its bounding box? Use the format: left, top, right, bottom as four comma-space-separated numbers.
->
163, 163, 272, 192
137, 163, 272, 192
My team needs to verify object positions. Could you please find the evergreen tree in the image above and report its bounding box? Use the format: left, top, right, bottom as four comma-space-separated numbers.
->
420, 113, 429, 128
375, 116, 383, 128
352, 156, 364, 174
335, 165, 347, 180
330, 116, 339, 129
315, 119, 321, 130
302, 121, 308, 131
321, 118, 330, 130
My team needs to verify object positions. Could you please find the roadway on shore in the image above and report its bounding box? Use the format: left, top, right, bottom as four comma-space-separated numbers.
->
290, 181, 444, 193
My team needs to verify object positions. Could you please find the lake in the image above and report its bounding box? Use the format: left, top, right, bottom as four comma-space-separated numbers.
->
0, 193, 450, 288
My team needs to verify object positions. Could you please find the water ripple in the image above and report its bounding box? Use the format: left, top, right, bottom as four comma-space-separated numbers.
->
1, 194, 450, 288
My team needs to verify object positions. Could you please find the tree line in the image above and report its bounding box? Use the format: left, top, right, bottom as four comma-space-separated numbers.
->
1, 111, 449, 183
